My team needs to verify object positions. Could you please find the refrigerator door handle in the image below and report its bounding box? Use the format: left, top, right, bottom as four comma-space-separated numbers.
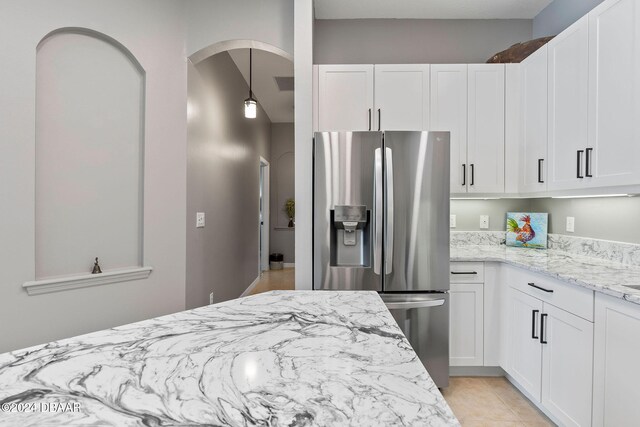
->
384, 298, 446, 310
385, 147, 394, 274
373, 148, 383, 275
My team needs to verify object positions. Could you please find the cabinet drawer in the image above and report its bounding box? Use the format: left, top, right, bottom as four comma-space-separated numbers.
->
508, 268, 594, 321
450, 262, 484, 283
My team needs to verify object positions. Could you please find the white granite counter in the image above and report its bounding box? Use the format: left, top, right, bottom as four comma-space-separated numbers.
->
0, 291, 458, 426
452, 245, 640, 305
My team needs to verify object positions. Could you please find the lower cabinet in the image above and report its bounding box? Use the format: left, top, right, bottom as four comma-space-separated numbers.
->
506, 284, 594, 427
450, 282, 484, 366
592, 293, 640, 426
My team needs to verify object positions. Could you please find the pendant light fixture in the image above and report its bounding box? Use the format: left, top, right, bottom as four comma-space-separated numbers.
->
244, 48, 257, 119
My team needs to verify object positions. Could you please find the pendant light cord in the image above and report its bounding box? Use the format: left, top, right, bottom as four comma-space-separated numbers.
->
249, 48, 253, 99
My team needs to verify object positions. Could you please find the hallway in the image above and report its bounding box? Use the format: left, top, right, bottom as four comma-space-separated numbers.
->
246, 268, 295, 295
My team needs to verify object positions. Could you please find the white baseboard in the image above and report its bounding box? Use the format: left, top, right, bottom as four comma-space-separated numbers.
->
240, 275, 261, 297
283, 263, 295, 268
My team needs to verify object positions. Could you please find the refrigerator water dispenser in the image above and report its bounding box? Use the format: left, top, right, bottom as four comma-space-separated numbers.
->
330, 205, 370, 267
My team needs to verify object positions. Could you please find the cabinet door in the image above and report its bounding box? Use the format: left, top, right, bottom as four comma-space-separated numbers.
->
541, 304, 594, 427
547, 16, 590, 191
588, 0, 640, 188
467, 64, 505, 194
450, 282, 484, 366
520, 46, 548, 194
374, 64, 430, 131
507, 287, 543, 401
318, 64, 374, 131
593, 293, 640, 426
430, 65, 468, 193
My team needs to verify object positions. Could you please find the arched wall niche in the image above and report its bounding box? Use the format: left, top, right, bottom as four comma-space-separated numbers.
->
34, 27, 146, 281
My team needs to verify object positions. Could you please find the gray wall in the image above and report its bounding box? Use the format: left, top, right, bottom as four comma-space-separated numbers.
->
453, 197, 640, 244
529, 197, 640, 244
270, 123, 295, 263
451, 199, 532, 231
0, 0, 187, 354
314, 19, 533, 64
187, 52, 271, 308
533, 0, 604, 38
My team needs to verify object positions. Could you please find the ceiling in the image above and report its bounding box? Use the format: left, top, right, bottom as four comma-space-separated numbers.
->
314, 0, 553, 20
228, 49, 294, 123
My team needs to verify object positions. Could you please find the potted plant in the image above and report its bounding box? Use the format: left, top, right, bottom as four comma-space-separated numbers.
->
284, 199, 295, 228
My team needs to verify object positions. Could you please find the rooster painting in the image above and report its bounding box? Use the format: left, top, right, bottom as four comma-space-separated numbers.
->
506, 213, 548, 248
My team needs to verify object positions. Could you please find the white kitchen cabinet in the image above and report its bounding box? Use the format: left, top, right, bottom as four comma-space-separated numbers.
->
467, 64, 505, 194
519, 46, 548, 194
450, 282, 484, 366
430, 65, 468, 193
374, 64, 430, 131
504, 64, 521, 195
318, 64, 374, 131
587, 0, 640, 188
547, 16, 590, 191
506, 287, 543, 400
541, 304, 593, 427
593, 293, 640, 426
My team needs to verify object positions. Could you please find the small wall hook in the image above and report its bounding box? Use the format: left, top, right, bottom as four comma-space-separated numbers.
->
92, 257, 102, 274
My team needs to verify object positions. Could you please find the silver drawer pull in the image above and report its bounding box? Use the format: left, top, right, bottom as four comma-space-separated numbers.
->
385, 299, 445, 310
451, 271, 478, 275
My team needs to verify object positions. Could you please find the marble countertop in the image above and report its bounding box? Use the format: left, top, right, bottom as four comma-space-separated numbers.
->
0, 291, 458, 427
452, 245, 640, 305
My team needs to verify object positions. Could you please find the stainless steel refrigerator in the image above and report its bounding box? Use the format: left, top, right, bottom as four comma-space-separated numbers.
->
314, 131, 450, 388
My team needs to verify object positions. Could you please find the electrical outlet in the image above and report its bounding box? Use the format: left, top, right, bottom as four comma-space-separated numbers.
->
450, 214, 457, 228
480, 215, 490, 229
209, 292, 214, 304
196, 212, 205, 228
566, 216, 575, 233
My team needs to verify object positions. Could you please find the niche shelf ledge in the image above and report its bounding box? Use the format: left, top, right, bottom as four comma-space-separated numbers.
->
22, 266, 153, 296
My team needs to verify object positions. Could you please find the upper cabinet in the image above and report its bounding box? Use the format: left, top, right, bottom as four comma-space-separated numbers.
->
547, 16, 590, 191
520, 45, 548, 194
318, 64, 374, 131
430, 65, 468, 193
374, 64, 430, 131
587, 0, 640, 188
467, 64, 505, 194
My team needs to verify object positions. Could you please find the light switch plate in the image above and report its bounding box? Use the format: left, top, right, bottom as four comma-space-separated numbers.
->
450, 214, 457, 228
196, 212, 205, 228
480, 215, 489, 229
566, 216, 575, 233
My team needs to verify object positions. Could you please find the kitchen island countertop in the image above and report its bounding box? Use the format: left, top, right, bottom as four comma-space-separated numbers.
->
0, 290, 458, 427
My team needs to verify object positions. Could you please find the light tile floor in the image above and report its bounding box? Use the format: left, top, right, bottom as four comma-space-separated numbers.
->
245, 271, 553, 426
441, 377, 555, 426
246, 268, 295, 295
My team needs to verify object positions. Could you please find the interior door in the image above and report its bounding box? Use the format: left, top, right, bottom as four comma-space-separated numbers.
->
374, 64, 430, 131
318, 65, 374, 131
507, 287, 543, 401
383, 131, 450, 293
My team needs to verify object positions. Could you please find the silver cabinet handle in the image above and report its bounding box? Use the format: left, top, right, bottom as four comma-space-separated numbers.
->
373, 148, 383, 275
385, 147, 394, 275
378, 108, 381, 131
384, 299, 446, 310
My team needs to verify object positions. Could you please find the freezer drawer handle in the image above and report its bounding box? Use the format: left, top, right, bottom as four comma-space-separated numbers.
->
384, 299, 446, 310
450, 271, 477, 275
527, 282, 553, 293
